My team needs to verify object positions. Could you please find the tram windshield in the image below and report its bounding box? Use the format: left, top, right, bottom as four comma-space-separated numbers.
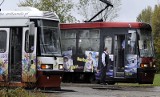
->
40, 20, 61, 56
138, 30, 154, 57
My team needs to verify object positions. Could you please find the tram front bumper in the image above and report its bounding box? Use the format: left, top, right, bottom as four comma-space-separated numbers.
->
137, 68, 156, 84
37, 70, 64, 89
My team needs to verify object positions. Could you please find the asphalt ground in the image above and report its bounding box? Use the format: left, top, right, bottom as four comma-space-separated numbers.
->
44, 83, 160, 97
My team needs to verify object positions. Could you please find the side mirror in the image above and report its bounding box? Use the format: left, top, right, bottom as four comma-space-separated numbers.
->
29, 22, 35, 35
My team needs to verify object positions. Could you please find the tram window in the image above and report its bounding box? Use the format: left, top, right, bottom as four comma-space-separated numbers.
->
63, 30, 76, 39
43, 20, 58, 27
78, 38, 90, 54
127, 31, 136, 54
61, 29, 100, 55
138, 30, 153, 57
90, 30, 100, 38
78, 29, 100, 54
61, 39, 76, 54
61, 30, 76, 54
104, 37, 112, 54
25, 30, 34, 53
79, 30, 89, 38
0, 30, 7, 53
40, 28, 61, 55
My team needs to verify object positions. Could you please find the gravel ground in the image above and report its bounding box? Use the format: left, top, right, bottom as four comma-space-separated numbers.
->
44, 83, 160, 97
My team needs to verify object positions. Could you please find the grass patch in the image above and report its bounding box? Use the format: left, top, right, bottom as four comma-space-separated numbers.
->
153, 74, 160, 86
116, 74, 160, 87
0, 88, 46, 97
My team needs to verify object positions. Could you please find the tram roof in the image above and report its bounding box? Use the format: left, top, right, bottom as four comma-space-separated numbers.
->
60, 22, 151, 30
0, 7, 59, 21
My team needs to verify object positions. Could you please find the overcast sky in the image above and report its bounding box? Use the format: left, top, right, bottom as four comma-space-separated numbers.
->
116, 0, 159, 22
0, 0, 159, 22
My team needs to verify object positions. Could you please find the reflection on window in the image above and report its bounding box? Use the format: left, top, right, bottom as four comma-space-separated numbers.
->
64, 30, 76, 39
90, 30, 100, 38
78, 29, 100, 54
25, 30, 34, 53
104, 37, 112, 54
0, 30, 7, 53
79, 30, 89, 38
61, 30, 76, 54
40, 28, 61, 55
127, 30, 136, 54
61, 29, 100, 55
138, 30, 153, 57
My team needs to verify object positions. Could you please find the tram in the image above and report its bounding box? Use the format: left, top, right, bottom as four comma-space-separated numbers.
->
0, 7, 64, 89
60, 22, 156, 84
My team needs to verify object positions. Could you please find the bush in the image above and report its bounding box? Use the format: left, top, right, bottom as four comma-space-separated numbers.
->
0, 88, 46, 97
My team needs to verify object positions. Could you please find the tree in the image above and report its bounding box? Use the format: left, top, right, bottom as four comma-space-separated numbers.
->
77, 0, 121, 22
18, 0, 77, 23
136, 6, 153, 24
152, 4, 160, 70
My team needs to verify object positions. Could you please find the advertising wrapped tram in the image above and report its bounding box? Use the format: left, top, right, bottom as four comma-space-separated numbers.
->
0, 7, 64, 89
60, 22, 156, 84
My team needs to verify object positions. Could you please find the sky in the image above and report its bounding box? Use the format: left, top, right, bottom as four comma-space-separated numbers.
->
0, 0, 159, 22
116, 0, 159, 22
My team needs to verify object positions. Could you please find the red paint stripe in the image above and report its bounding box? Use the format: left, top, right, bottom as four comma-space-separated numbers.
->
60, 22, 146, 29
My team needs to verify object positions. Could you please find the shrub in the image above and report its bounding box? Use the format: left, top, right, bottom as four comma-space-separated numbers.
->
0, 88, 46, 97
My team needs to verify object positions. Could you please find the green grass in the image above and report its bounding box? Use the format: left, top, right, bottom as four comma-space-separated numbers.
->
153, 74, 160, 86
0, 88, 46, 97
116, 74, 160, 87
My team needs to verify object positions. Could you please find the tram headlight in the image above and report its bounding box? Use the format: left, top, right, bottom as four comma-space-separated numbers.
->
58, 64, 64, 70
140, 64, 148, 68
150, 62, 156, 68
41, 64, 53, 69
153, 65, 156, 68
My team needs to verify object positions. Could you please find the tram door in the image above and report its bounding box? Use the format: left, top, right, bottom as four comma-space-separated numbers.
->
0, 28, 10, 82
114, 35, 126, 78
9, 28, 23, 82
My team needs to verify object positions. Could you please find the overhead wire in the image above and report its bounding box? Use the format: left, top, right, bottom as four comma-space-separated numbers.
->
0, 0, 4, 7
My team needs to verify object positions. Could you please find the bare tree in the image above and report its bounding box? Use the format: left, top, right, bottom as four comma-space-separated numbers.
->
77, 0, 121, 22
